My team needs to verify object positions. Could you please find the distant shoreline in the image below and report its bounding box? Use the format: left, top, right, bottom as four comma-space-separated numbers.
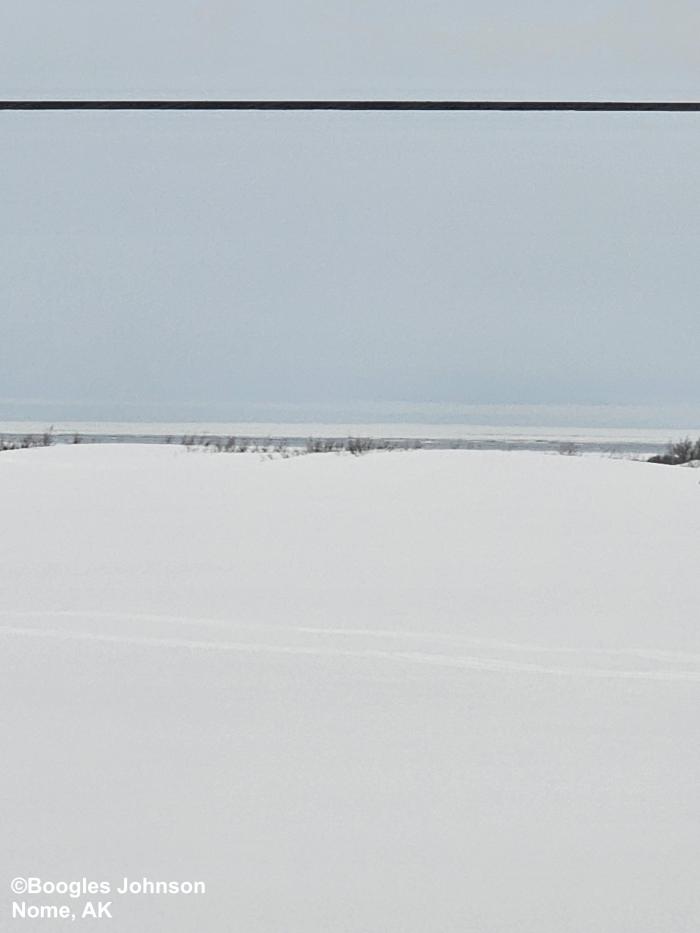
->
2, 422, 692, 457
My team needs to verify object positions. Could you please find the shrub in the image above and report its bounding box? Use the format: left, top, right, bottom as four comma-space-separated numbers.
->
558, 442, 579, 456
648, 436, 700, 465
0, 429, 54, 452
306, 437, 343, 454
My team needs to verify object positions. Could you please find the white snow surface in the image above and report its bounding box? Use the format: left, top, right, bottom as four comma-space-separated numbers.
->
1, 445, 698, 931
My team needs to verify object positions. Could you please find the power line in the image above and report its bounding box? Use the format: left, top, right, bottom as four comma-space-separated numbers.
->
1, 100, 699, 111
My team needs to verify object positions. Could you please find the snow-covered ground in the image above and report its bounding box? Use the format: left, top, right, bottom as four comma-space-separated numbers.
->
1, 446, 698, 931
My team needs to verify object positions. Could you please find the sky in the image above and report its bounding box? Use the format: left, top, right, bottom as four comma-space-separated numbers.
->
2, 0, 700, 101
1, 2, 699, 423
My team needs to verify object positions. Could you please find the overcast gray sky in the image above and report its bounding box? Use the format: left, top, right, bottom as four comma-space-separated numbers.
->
1, 3, 699, 422
1, 0, 699, 100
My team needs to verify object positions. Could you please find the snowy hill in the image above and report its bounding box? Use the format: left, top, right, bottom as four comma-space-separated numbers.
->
1, 446, 698, 931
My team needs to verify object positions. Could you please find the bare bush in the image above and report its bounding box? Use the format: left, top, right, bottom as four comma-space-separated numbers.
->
648, 436, 700, 466
306, 437, 342, 454
0, 428, 55, 452
558, 442, 579, 456
175, 433, 407, 458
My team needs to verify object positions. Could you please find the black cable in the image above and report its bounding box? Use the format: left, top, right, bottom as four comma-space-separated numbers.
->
1, 100, 699, 111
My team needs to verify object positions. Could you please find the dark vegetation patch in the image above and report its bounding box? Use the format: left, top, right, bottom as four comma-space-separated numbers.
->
0, 430, 55, 451
647, 437, 700, 465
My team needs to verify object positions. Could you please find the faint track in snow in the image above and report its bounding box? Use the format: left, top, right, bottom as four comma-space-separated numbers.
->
1, 613, 700, 683
1, 608, 700, 665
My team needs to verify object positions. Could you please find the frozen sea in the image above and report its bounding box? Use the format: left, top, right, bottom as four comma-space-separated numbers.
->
1, 413, 699, 456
